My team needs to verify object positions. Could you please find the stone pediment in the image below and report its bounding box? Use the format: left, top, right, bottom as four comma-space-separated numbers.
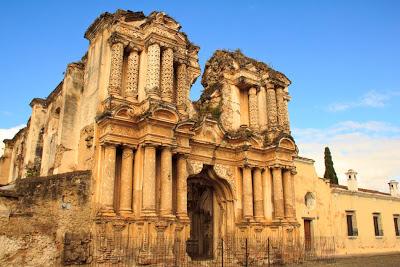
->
192, 118, 226, 145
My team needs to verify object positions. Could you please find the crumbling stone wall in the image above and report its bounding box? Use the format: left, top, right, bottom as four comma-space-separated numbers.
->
0, 171, 92, 266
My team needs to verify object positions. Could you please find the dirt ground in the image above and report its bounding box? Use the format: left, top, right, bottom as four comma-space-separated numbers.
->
285, 253, 400, 267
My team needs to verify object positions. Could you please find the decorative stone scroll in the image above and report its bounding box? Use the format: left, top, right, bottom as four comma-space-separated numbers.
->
187, 159, 203, 175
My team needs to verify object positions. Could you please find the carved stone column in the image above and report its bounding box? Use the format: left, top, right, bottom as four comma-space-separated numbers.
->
160, 146, 173, 217
176, 154, 189, 221
283, 169, 295, 219
125, 48, 140, 101
161, 47, 174, 102
272, 167, 284, 219
283, 90, 291, 133
266, 83, 278, 130
242, 166, 253, 220
176, 62, 188, 113
119, 146, 134, 214
145, 42, 161, 99
253, 168, 264, 221
101, 144, 117, 215
109, 41, 124, 96
142, 144, 157, 217
276, 87, 285, 130
248, 87, 259, 131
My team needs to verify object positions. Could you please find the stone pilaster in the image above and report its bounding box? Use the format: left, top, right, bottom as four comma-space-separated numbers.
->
119, 146, 134, 214
101, 144, 117, 215
125, 48, 140, 101
160, 146, 173, 217
176, 62, 188, 113
176, 154, 189, 221
276, 87, 285, 130
242, 166, 253, 220
266, 83, 278, 130
145, 42, 161, 99
283, 169, 295, 219
160, 47, 174, 102
272, 167, 284, 219
253, 168, 264, 221
109, 41, 124, 96
248, 87, 259, 131
142, 144, 157, 217
283, 90, 291, 133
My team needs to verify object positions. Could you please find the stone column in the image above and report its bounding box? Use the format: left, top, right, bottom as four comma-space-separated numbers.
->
109, 41, 124, 96
272, 167, 284, 219
125, 48, 140, 101
101, 144, 117, 214
176, 154, 189, 221
176, 62, 188, 113
160, 146, 173, 217
276, 87, 285, 130
142, 144, 157, 217
266, 83, 278, 130
119, 146, 134, 214
283, 169, 295, 219
242, 166, 254, 220
145, 42, 161, 99
253, 168, 264, 221
248, 87, 259, 131
263, 168, 273, 221
283, 91, 291, 133
161, 47, 174, 102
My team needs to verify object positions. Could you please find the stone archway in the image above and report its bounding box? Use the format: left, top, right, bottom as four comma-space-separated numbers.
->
186, 166, 235, 260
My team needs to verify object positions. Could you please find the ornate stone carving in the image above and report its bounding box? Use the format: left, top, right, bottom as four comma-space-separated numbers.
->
276, 87, 285, 130
161, 48, 174, 102
125, 49, 139, 101
248, 87, 259, 131
188, 159, 203, 175
213, 164, 236, 197
176, 63, 188, 112
145, 42, 161, 98
109, 42, 124, 96
266, 83, 278, 131
115, 24, 143, 40
283, 92, 290, 133
220, 83, 233, 130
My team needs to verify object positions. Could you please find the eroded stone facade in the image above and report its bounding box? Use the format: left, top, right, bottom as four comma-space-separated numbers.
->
0, 9, 398, 265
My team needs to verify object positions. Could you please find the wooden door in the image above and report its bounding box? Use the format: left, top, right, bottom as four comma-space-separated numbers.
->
304, 219, 312, 251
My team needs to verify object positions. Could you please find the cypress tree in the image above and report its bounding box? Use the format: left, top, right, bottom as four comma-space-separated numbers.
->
323, 147, 339, 184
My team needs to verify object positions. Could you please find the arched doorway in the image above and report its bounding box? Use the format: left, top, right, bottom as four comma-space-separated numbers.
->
186, 167, 235, 260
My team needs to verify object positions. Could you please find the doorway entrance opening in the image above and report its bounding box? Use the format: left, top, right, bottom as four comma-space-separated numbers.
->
304, 219, 312, 251
187, 178, 214, 259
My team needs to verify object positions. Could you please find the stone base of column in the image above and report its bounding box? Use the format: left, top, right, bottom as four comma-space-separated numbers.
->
141, 210, 157, 218
99, 208, 116, 217
160, 212, 175, 220
176, 213, 190, 223
254, 215, 265, 222
119, 209, 134, 217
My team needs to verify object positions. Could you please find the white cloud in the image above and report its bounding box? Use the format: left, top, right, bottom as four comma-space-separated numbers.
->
0, 125, 25, 157
293, 121, 400, 193
328, 90, 400, 112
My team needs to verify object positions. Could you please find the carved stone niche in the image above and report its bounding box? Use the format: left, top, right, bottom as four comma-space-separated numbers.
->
63, 232, 92, 265
213, 164, 236, 197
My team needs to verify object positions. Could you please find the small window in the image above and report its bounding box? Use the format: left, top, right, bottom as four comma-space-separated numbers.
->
394, 215, 400, 236
346, 211, 358, 236
373, 213, 384, 236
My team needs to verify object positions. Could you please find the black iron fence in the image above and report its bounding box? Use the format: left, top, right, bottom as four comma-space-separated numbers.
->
86, 234, 335, 266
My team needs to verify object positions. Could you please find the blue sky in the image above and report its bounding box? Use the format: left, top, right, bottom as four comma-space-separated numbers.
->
0, 1, 399, 190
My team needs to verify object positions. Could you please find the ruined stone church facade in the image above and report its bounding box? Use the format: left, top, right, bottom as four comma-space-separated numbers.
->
0, 9, 398, 265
